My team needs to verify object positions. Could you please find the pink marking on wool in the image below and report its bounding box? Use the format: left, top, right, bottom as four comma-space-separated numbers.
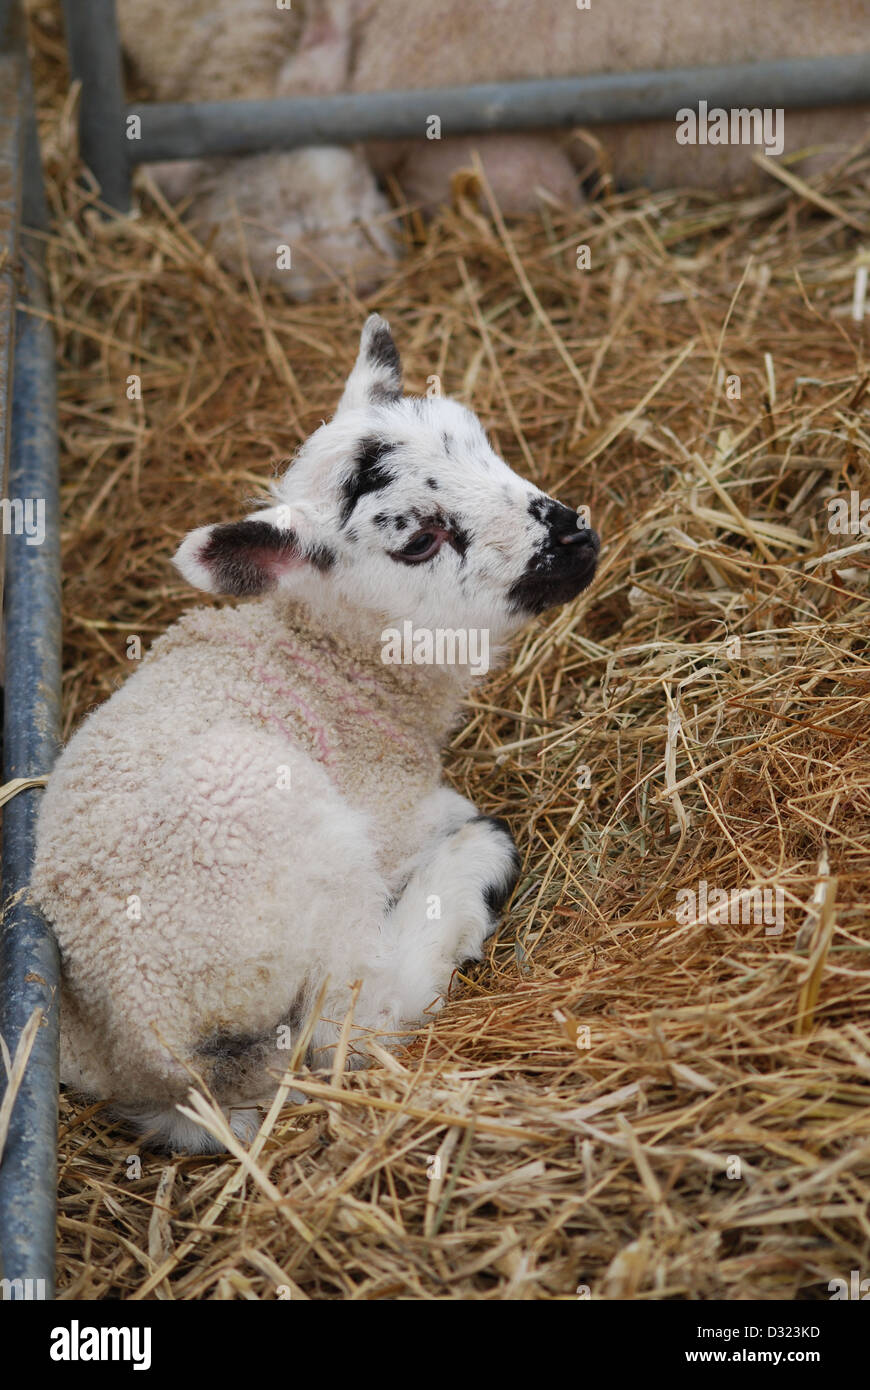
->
278, 638, 383, 694
228, 630, 335, 766
255, 666, 334, 766
226, 688, 334, 768
277, 640, 418, 756
306, 640, 417, 711
310, 643, 383, 693
337, 689, 415, 753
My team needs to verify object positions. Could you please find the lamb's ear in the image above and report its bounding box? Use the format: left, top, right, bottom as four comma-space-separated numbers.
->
172, 512, 335, 596
336, 313, 402, 414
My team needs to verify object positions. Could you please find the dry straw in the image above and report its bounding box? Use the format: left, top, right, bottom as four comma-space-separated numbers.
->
11, 5, 870, 1298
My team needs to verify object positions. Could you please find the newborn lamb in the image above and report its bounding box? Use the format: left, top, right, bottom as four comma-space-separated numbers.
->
30, 316, 599, 1152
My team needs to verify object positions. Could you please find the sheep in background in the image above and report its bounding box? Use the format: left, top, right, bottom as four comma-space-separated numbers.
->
29, 315, 600, 1152
115, 0, 397, 298
352, 0, 870, 209
114, 0, 870, 301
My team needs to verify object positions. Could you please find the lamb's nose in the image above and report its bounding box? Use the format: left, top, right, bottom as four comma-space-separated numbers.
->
539, 498, 600, 551
559, 526, 597, 547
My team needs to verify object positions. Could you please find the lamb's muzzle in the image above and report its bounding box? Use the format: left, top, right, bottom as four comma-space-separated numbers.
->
508, 497, 600, 615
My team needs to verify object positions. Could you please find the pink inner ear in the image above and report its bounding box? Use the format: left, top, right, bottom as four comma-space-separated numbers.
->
256, 548, 303, 580
195, 518, 314, 597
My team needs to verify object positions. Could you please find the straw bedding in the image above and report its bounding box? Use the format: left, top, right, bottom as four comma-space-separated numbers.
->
14, 5, 870, 1298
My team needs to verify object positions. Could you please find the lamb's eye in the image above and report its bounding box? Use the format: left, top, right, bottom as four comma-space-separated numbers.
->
394, 530, 444, 564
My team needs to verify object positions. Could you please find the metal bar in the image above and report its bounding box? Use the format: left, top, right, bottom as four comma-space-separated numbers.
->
61, 0, 130, 209
132, 54, 870, 163
0, 51, 23, 626
0, 8, 61, 1301
0, 256, 62, 1296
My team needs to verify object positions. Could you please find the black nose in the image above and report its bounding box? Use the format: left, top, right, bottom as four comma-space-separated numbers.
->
543, 501, 599, 551
558, 525, 598, 548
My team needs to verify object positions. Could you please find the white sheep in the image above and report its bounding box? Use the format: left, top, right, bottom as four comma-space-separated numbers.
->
115, 0, 397, 300
30, 315, 600, 1152
115, 0, 870, 300
351, 0, 870, 207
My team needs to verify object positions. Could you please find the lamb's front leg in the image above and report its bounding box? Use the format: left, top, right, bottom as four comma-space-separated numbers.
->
362, 810, 521, 1030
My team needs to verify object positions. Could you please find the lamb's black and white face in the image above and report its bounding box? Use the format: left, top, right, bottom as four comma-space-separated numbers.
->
174, 315, 599, 649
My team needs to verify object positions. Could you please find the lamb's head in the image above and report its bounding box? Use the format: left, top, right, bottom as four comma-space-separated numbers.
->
174, 315, 599, 652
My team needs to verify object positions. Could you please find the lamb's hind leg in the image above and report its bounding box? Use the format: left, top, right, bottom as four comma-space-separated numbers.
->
355, 812, 521, 1036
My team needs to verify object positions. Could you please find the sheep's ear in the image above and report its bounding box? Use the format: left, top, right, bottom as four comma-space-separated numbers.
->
172, 513, 335, 596
336, 313, 402, 414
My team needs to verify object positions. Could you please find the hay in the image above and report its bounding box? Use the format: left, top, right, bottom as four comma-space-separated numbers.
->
19, 5, 870, 1298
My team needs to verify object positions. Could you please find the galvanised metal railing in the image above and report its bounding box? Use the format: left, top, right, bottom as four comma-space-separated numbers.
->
61, 0, 870, 213
0, 0, 62, 1303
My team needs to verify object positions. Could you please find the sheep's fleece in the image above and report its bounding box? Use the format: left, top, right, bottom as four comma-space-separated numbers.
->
30, 316, 600, 1152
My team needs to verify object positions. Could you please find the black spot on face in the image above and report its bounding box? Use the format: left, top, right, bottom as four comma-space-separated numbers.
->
373, 512, 390, 530
448, 517, 471, 560
393, 515, 408, 532
308, 543, 337, 573
426, 477, 439, 490
531, 496, 583, 536
341, 437, 397, 526
441, 433, 453, 456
